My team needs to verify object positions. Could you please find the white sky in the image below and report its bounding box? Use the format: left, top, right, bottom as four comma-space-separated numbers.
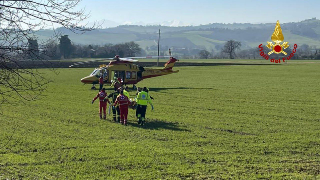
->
77, 0, 319, 26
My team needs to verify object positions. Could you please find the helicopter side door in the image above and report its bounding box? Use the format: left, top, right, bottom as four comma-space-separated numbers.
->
125, 70, 137, 84
102, 70, 109, 83
111, 71, 125, 82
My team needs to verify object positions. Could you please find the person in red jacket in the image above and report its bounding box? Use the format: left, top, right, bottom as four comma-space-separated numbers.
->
92, 88, 110, 119
99, 75, 104, 91
113, 90, 131, 125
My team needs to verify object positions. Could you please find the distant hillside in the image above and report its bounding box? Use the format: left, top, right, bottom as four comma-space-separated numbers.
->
36, 18, 320, 52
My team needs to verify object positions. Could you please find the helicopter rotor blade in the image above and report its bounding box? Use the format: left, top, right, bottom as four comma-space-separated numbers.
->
68, 55, 171, 68
119, 58, 139, 62
68, 58, 111, 68
126, 56, 171, 59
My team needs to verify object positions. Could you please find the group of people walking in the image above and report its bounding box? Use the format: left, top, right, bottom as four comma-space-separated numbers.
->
92, 86, 153, 126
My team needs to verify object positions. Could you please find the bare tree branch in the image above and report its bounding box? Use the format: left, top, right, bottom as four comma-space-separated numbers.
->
222, 40, 241, 59
0, 0, 96, 107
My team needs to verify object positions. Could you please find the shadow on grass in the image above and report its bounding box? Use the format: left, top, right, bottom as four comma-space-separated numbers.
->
127, 119, 190, 131
91, 87, 215, 92
90, 87, 116, 91
148, 87, 214, 92
177, 62, 280, 66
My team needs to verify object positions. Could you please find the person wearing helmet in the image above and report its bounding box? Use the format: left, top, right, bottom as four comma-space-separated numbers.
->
113, 55, 120, 61
133, 87, 142, 118
111, 74, 121, 91
136, 87, 142, 96
92, 88, 110, 120
136, 87, 153, 126
99, 75, 104, 91
114, 90, 131, 125
108, 88, 121, 122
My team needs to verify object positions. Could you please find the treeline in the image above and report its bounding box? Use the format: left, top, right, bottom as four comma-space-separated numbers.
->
197, 43, 320, 60
28, 35, 143, 60
237, 44, 320, 60
27, 35, 320, 60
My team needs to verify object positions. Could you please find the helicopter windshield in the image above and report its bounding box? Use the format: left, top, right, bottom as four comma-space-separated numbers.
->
90, 69, 100, 76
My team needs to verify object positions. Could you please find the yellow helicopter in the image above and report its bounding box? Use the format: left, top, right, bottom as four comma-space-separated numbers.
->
79, 56, 179, 89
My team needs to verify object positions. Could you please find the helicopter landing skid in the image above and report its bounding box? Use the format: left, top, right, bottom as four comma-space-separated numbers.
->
91, 84, 96, 90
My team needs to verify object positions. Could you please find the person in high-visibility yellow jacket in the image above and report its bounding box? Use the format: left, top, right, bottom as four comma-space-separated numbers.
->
123, 86, 130, 98
136, 87, 153, 126
108, 89, 120, 122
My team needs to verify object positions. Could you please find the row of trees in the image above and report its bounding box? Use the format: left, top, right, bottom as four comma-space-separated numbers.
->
28, 36, 142, 60
30, 36, 320, 60
24, 31, 319, 60
198, 40, 241, 59
235, 43, 320, 60
198, 41, 320, 60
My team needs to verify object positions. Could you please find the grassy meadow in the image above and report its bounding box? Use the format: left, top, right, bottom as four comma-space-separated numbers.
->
0, 60, 320, 179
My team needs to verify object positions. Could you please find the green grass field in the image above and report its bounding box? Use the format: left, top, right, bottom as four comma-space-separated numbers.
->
1, 60, 320, 179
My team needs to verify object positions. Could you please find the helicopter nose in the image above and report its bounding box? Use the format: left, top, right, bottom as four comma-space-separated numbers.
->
81, 76, 92, 84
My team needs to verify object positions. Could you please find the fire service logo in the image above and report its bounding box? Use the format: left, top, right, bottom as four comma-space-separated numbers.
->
258, 20, 297, 63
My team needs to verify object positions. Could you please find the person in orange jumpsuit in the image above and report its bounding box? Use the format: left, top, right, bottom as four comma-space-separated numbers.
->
92, 88, 110, 119
113, 90, 131, 125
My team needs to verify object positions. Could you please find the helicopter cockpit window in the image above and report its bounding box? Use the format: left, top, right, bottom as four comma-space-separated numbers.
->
132, 72, 136, 79
126, 71, 131, 79
90, 69, 100, 76
103, 70, 108, 79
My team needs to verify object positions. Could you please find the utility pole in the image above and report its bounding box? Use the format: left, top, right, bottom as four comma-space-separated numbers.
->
0, 1, 3, 27
157, 29, 160, 66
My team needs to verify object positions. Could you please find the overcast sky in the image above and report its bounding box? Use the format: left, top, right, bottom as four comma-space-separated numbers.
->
78, 0, 319, 26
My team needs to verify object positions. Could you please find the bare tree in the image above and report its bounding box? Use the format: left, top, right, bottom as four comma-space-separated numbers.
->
198, 50, 211, 59
0, 0, 94, 105
124, 41, 142, 57
222, 40, 241, 59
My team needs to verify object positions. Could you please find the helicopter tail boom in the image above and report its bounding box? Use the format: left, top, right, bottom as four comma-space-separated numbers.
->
164, 57, 179, 70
